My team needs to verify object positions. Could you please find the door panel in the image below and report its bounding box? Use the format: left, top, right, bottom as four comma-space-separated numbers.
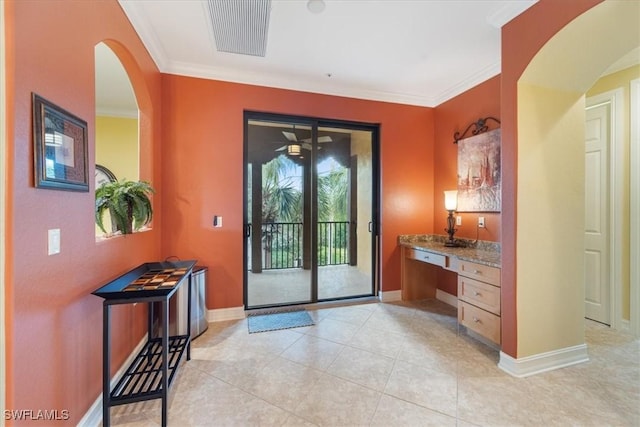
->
584, 103, 610, 324
317, 126, 374, 300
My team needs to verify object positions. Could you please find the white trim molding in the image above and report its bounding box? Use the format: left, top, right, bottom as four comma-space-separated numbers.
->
630, 78, 640, 336
498, 344, 589, 378
207, 306, 245, 322
378, 290, 402, 303
78, 337, 147, 427
586, 89, 624, 330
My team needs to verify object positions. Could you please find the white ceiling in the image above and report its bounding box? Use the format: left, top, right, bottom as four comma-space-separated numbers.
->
116, 0, 537, 108
98, 0, 638, 117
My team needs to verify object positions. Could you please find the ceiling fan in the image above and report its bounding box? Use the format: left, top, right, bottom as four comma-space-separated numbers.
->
274, 129, 332, 155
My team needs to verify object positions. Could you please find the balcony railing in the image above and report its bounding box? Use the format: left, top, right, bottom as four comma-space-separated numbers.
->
249, 221, 350, 270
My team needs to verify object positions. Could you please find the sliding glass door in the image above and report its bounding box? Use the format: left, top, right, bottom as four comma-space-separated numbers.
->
244, 113, 378, 309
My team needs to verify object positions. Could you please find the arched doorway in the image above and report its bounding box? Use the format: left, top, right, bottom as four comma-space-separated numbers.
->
504, 0, 639, 372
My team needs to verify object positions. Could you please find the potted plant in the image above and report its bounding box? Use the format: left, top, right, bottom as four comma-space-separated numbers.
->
95, 180, 154, 235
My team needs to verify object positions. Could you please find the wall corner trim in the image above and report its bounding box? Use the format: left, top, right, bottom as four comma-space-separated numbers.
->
378, 290, 402, 302
207, 306, 246, 322
498, 344, 589, 378
78, 336, 147, 427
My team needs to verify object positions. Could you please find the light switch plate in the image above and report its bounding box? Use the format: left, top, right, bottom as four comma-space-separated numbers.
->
456, 216, 462, 226
213, 216, 223, 228
478, 216, 485, 228
48, 229, 60, 255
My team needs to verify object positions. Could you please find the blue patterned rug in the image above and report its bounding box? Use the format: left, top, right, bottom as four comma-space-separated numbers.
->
247, 309, 314, 334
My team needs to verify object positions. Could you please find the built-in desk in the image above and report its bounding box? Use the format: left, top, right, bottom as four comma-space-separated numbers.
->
398, 235, 501, 345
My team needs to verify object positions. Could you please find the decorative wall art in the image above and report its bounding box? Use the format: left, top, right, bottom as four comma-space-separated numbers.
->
455, 119, 501, 212
32, 93, 89, 191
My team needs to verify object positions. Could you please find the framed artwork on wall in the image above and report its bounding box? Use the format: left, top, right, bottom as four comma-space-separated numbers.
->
32, 93, 89, 192
456, 128, 501, 212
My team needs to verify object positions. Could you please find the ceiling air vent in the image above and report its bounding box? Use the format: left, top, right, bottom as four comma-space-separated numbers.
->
206, 0, 271, 57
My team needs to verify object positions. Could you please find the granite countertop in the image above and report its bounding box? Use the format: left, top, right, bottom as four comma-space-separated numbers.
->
398, 234, 501, 268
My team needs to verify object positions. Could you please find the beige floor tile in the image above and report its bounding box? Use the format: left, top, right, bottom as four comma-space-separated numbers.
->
293, 374, 381, 425
304, 317, 361, 344
238, 356, 324, 411
107, 301, 640, 427
457, 376, 546, 426
384, 361, 458, 417
327, 346, 395, 391
280, 334, 345, 371
370, 394, 457, 426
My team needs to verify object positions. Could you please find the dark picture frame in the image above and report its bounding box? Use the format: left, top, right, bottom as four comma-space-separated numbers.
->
457, 128, 501, 212
33, 93, 89, 192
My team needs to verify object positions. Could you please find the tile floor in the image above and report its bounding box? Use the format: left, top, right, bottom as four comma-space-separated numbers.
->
108, 299, 640, 426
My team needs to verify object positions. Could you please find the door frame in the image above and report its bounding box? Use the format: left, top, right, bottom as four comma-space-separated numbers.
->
630, 78, 640, 336
586, 88, 623, 329
242, 111, 381, 309
1, 2, 7, 418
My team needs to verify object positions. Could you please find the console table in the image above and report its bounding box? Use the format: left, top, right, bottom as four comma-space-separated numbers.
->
92, 260, 197, 427
399, 235, 501, 346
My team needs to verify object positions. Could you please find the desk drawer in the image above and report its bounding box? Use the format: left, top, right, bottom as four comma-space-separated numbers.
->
406, 248, 446, 268
458, 276, 500, 315
458, 260, 500, 286
458, 301, 501, 344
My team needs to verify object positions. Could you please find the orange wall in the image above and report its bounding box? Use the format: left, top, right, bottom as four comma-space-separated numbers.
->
5, 0, 163, 423
160, 76, 435, 309
434, 75, 501, 242
500, 0, 602, 356
433, 75, 501, 295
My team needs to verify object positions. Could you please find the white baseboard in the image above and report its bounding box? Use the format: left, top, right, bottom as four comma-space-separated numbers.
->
78, 336, 147, 427
436, 289, 458, 307
207, 306, 245, 322
620, 319, 630, 332
378, 290, 402, 302
498, 343, 589, 378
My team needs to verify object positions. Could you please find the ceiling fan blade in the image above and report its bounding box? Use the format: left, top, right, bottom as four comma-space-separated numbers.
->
302, 143, 312, 150
275, 145, 287, 151
282, 131, 298, 142
301, 136, 332, 143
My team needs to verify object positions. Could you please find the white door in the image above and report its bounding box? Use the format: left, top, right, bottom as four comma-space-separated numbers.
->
584, 103, 610, 324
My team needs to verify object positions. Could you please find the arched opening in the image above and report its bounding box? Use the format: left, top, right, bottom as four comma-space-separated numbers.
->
514, 1, 639, 359
94, 41, 152, 237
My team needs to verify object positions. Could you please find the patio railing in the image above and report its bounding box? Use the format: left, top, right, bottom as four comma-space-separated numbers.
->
250, 221, 350, 270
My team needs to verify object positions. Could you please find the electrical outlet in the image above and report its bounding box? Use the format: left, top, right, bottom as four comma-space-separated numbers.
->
478, 216, 485, 228
456, 216, 462, 226
213, 215, 223, 228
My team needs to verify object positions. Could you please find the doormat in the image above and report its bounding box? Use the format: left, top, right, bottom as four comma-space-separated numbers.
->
247, 309, 314, 334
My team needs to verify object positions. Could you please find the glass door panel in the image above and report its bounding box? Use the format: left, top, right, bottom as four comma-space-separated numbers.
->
245, 119, 312, 308
316, 126, 374, 300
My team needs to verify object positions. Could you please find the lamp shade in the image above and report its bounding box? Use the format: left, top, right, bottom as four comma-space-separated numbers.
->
444, 190, 458, 211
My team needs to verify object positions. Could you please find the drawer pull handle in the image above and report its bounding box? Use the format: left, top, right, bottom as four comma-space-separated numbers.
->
473, 291, 481, 296
472, 317, 481, 323
473, 269, 481, 274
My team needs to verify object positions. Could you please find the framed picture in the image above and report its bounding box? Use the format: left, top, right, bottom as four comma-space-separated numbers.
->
457, 128, 501, 212
33, 93, 89, 192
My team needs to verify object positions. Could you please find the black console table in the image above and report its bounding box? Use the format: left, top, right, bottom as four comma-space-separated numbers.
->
92, 260, 197, 427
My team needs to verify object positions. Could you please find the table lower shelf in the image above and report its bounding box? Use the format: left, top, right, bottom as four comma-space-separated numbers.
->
110, 335, 189, 406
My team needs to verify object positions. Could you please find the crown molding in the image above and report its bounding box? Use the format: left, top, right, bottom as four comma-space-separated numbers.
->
166, 60, 444, 107
431, 61, 501, 106
118, 0, 168, 71
486, 0, 538, 28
